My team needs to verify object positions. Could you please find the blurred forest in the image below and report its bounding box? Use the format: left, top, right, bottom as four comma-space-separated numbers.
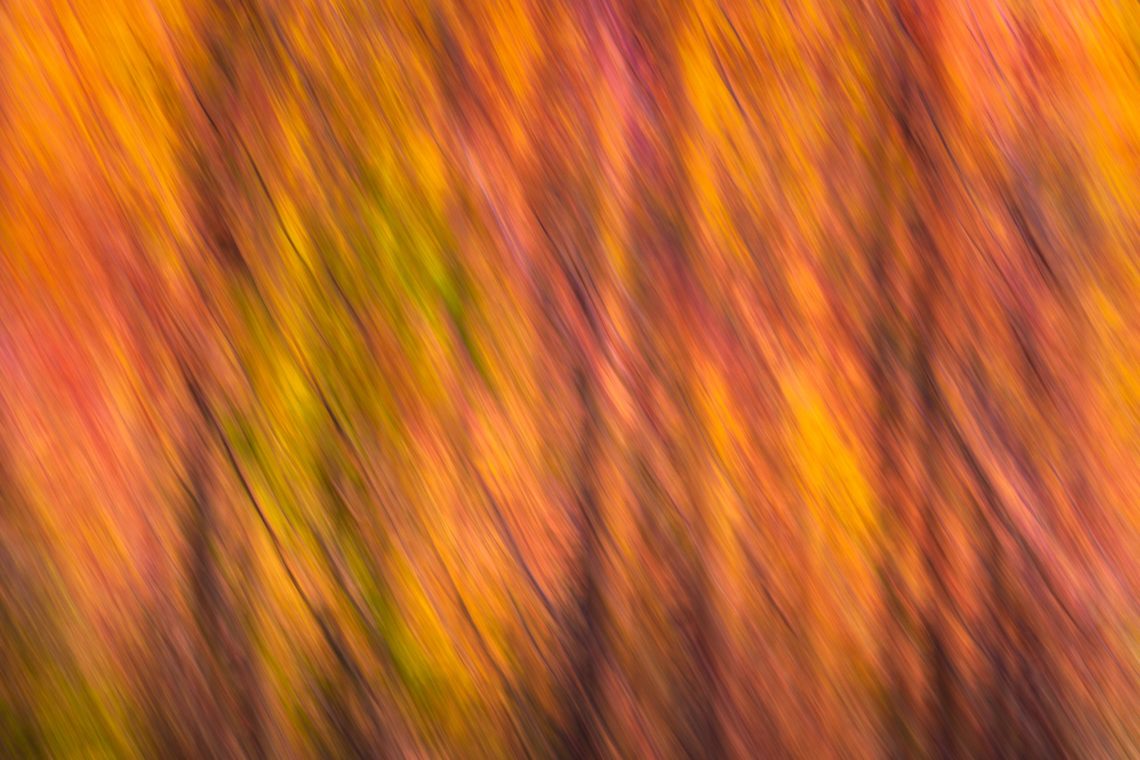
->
1, 0, 1138, 756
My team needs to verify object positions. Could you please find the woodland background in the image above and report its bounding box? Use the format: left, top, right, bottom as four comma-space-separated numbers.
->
0, 0, 1138, 756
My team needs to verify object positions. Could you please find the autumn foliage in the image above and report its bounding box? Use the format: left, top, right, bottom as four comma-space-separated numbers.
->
0, 0, 1138, 756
